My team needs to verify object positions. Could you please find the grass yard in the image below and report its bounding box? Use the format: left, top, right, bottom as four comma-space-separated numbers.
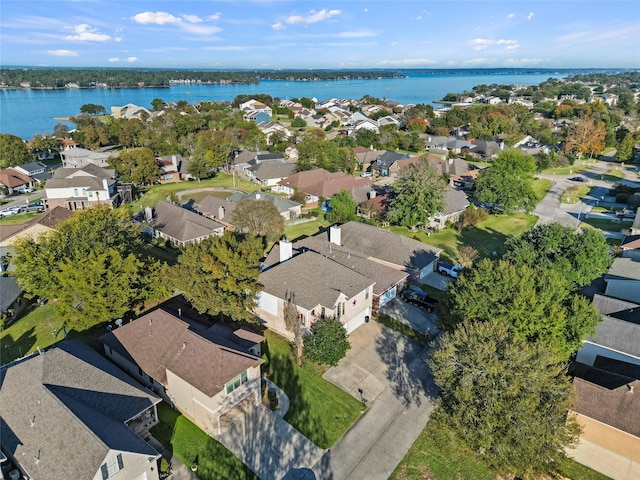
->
562, 185, 592, 204
532, 178, 553, 202
264, 330, 363, 448
391, 413, 611, 480
580, 218, 632, 232
151, 403, 258, 480
284, 210, 331, 241
0, 212, 41, 225
127, 174, 257, 211
390, 213, 537, 262
0, 302, 107, 364
542, 165, 589, 175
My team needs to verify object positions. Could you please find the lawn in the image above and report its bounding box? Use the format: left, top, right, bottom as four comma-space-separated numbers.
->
0, 212, 41, 225
264, 330, 363, 449
391, 413, 611, 480
390, 213, 538, 262
284, 209, 331, 241
542, 164, 589, 175
0, 302, 108, 364
562, 185, 592, 204
580, 218, 632, 232
531, 178, 553, 202
151, 403, 258, 480
127, 174, 257, 211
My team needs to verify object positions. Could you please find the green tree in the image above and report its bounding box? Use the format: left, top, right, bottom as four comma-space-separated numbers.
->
187, 155, 213, 180
170, 232, 263, 323
564, 117, 606, 159
30, 134, 60, 156
429, 320, 580, 478
11, 207, 164, 330
474, 149, 536, 213
80, 103, 107, 116
53, 123, 70, 138
283, 290, 304, 366
616, 133, 634, 162
291, 117, 307, 128
0, 133, 33, 168
387, 162, 448, 230
151, 98, 165, 111
442, 258, 600, 358
326, 190, 359, 224
109, 147, 161, 186
303, 317, 350, 366
230, 199, 285, 243
504, 223, 612, 287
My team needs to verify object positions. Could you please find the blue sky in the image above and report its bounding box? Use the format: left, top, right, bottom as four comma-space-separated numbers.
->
1, 1, 638, 69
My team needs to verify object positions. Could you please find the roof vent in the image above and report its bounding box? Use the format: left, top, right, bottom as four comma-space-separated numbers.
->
628, 384, 634, 394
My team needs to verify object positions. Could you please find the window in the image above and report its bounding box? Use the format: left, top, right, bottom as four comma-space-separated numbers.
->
225, 370, 249, 394
101, 454, 123, 479
365, 288, 369, 300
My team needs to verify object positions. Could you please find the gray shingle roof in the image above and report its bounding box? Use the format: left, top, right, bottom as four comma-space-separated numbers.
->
442, 188, 470, 215
604, 250, 640, 281
0, 341, 160, 480
588, 294, 640, 359
151, 201, 225, 242
248, 161, 297, 181
259, 250, 375, 310
227, 191, 301, 214
101, 308, 263, 397
0, 276, 22, 313
336, 221, 441, 271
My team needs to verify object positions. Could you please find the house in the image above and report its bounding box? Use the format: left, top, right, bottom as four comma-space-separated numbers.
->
60, 147, 112, 168
275, 169, 373, 204
239, 99, 272, 117
111, 103, 152, 120
247, 161, 297, 187
354, 147, 385, 173
14, 162, 53, 183
257, 121, 293, 142
148, 201, 225, 247
604, 250, 640, 303
157, 154, 190, 183
0, 206, 74, 247
326, 222, 441, 283
256, 247, 376, 338
469, 139, 501, 160
621, 208, 640, 250
243, 110, 271, 124
371, 151, 410, 177
0, 168, 35, 194
428, 188, 470, 230
377, 116, 400, 128
100, 303, 263, 436
425, 155, 481, 189
569, 294, 640, 479
227, 191, 302, 221
0, 340, 162, 480
44, 164, 123, 210
193, 196, 237, 229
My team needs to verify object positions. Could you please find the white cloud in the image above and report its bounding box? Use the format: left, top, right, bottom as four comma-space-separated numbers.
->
336, 30, 377, 38
115, 37, 122, 43
463, 57, 497, 66
132, 11, 182, 25
127, 56, 138, 63
527, 12, 535, 21
181, 14, 203, 23
507, 13, 516, 19
378, 58, 437, 66
416, 16, 423, 20
64, 24, 111, 42
108, 57, 120, 62
469, 38, 519, 51
272, 21, 285, 30
286, 9, 341, 25
47, 49, 78, 57
363, 8, 368, 13
391, 41, 398, 47
208, 13, 222, 21
180, 23, 221, 36
503, 57, 544, 66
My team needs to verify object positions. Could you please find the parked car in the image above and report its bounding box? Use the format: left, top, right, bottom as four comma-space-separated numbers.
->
15, 186, 34, 193
401, 289, 439, 313
569, 176, 585, 182
360, 172, 373, 178
25, 202, 44, 213
0, 208, 19, 217
437, 262, 462, 278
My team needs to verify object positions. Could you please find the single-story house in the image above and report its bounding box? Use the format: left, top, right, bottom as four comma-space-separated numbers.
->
371, 151, 410, 177
14, 162, 53, 183
0, 340, 162, 480
428, 188, 470, 230
111, 103, 153, 120
275, 169, 373, 204
100, 303, 263, 436
247, 160, 297, 187
353, 147, 385, 173
0, 168, 35, 194
604, 250, 640, 303
227, 191, 302, 221
193, 196, 237, 229
0, 206, 74, 247
148, 201, 225, 247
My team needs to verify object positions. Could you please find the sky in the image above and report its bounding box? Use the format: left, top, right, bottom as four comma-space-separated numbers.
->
1, 1, 639, 70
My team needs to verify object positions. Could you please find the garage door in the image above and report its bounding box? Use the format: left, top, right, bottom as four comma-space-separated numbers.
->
344, 308, 371, 334
378, 287, 397, 308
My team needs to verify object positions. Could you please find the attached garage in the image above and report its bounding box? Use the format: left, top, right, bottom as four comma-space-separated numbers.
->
344, 307, 371, 334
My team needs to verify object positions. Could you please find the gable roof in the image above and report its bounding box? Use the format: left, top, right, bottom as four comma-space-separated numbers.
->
227, 191, 301, 214
335, 221, 441, 271
278, 169, 373, 198
604, 250, 640, 282
441, 188, 470, 215
248, 161, 297, 181
0, 207, 75, 246
0, 168, 33, 188
375, 151, 409, 167
259, 250, 375, 310
0, 341, 160, 480
588, 294, 640, 359
101, 307, 263, 397
45, 164, 115, 191
151, 201, 225, 242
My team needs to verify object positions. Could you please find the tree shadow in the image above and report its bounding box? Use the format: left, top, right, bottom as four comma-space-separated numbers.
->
373, 325, 438, 408
1, 326, 37, 364
459, 226, 509, 257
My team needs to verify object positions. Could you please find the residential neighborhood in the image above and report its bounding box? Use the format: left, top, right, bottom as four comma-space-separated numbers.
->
1, 70, 640, 480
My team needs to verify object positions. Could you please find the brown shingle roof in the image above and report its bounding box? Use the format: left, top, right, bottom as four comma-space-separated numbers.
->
101, 308, 263, 397
152, 201, 225, 242
0, 168, 33, 188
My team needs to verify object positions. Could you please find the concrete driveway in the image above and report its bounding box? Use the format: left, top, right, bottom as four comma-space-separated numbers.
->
378, 298, 439, 338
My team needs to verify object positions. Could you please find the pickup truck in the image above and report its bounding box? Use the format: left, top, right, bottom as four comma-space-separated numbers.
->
401, 289, 439, 312
437, 262, 462, 278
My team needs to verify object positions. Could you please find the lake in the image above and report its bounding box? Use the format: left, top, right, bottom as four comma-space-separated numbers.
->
0, 72, 567, 140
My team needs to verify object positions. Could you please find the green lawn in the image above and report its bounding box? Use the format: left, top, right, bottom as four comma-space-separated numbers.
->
0, 302, 108, 365
127, 174, 257, 211
392, 413, 611, 480
390, 213, 538, 262
532, 178, 553, 202
580, 218, 632, 232
264, 330, 363, 448
151, 403, 258, 480
284, 210, 331, 241
0, 212, 41, 225
542, 165, 589, 175
562, 185, 592, 204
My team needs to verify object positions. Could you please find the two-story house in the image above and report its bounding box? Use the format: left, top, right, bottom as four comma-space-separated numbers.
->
44, 164, 122, 210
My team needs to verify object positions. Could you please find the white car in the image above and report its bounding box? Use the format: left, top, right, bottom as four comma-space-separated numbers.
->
16, 187, 34, 193
0, 208, 19, 217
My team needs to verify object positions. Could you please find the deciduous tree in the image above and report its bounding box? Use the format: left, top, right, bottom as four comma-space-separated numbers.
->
230, 199, 285, 243
109, 147, 162, 186
0, 133, 33, 168
326, 190, 359, 224
564, 117, 606, 159
387, 162, 448, 230
170, 232, 263, 323
303, 317, 350, 366
474, 149, 536, 213
283, 291, 304, 366
429, 320, 580, 478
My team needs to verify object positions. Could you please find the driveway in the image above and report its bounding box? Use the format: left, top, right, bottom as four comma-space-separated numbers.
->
317, 321, 437, 480
378, 298, 439, 337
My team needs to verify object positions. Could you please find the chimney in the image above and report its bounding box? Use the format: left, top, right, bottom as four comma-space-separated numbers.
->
629, 384, 635, 394
368, 190, 376, 199
330, 225, 341, 246
255, 192, 261, 200
144, 206, 153, 222
178, 308, 182, 316
102, 178, 109, 191
218, 206, 225, 220
279, 238, 293, 263
171, 155, 178, 168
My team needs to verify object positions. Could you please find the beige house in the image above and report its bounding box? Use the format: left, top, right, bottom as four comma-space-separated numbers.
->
149, 201, 226, 247
100, 303, 263, 437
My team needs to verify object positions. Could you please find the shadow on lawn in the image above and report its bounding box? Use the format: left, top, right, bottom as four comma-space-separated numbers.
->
458, 226, 509, 257
1, 326, 37, 364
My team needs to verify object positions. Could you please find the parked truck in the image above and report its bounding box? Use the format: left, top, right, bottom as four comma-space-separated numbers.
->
437, 262, 462, 278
